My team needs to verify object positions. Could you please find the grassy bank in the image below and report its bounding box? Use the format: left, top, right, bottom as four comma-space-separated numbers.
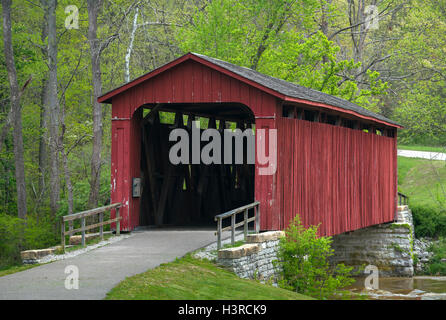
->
398, 156, 446, 239
398, 156, 445, 209
0, 264, 40, 278
106, 255, 313, 300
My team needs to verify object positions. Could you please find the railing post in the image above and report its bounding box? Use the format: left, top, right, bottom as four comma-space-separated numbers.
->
81, 217, 86, 247
99, 211, 104, 241
116, 207, 120, 236
244, 209, 248, 239
61, 219, 65, 253
217, 218, 222, 250
255, 204, 260, 233
231, 213, 235, 246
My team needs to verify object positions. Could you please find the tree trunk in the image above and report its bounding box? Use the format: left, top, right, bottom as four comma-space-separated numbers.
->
2, 0, 27, 219
38, 12, 49, 207
87, 0, 104, 209
125, 7, 139, 83
60, 98, 74, 216
43, 0, 61, 217
0, 101, 13, 154
348, 0, 369, 85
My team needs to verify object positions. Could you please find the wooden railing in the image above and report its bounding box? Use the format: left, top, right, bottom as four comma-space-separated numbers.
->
398, 192, 409, 206
61, 203, 122, 252
214, 201, 260, 250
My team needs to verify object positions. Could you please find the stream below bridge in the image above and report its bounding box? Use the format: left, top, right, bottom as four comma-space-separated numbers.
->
347, 276, 446, 300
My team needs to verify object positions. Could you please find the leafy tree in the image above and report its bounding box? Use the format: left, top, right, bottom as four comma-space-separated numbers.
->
389, 0, 446, 145
176, 0, 388, 109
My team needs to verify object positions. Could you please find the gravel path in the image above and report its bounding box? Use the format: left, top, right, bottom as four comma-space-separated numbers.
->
0, 229, 217, 300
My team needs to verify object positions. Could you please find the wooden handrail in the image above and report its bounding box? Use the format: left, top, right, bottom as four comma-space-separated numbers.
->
63, 203, 121, 221
61, 203, 122, 252
398, 192, 409, 206
214, 201, 260, 250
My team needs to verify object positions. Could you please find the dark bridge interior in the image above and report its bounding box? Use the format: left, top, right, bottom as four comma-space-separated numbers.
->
139, 103, 255, 227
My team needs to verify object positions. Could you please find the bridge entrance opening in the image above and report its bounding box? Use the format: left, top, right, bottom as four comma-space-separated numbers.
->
138, 103, 255, 227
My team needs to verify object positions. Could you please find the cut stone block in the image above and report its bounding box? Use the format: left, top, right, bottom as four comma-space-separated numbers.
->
246, 231, 285, 243
218, 243, 261, 259
69, 233, 99, 245
21, 248, 56, 260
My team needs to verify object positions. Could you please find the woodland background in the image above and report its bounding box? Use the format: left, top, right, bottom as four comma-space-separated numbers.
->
1, 0, 445, 266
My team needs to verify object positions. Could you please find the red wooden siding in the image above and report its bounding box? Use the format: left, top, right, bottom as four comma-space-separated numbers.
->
109, 60, 278, 231
274, 117, 397, 236
111, 60, 277, 119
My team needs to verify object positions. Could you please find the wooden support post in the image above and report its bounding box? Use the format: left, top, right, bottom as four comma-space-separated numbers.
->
156, 162, 176, 225
81, 217, 86, 247
255, 205, 260, 233
335, 116, 342, 126
143, 104, 163, 125
296, 108, 303, 120
61, 219, 65, 253
99, 211, 104, 241
231, 214, 235, 246
217, 218, 222, 250
116, 207, 120, 236
244, 209, 248, 239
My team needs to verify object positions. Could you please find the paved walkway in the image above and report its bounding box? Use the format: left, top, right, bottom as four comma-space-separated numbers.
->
398, 149, 446, 161
0, 229, 217, 300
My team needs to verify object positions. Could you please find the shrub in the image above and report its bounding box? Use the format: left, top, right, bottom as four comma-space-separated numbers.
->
275, 215, 355, 300
0, 214, 24, 267
424, 238, 446, 275
412, 205, 446, 238
0, 214, 58, 268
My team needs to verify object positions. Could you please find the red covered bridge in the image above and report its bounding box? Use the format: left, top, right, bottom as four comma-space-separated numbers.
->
98, 52, 402, 236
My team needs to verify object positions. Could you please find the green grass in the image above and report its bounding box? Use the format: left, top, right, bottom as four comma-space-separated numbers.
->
397, 156, 446, 209
0, 263, 41, 278
221, 240, 245, 249
398, 145, 445, 153
106, 254, 313, 300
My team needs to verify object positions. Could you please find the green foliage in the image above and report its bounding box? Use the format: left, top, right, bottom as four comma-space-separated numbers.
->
275, 215, 355, 300
176, 0, 388, 109
412, 205, 446, 239
0, 214, 57, 267
390, 0, 446, 145
395, 82, 446, 145
424, 238, 446, 275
